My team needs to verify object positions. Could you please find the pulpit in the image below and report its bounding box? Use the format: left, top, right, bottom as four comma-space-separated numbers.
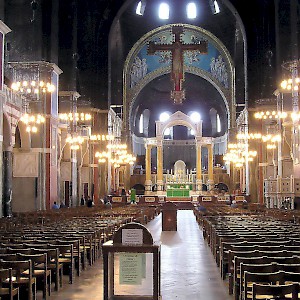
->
162, 202, 177, 231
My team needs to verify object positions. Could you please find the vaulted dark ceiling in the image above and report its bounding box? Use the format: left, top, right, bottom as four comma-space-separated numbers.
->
2, 0, 299, 110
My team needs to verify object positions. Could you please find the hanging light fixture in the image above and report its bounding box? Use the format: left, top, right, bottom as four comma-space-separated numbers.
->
59, 112, 92, 122
95, 142, 136, 166
11, 80, 55, 133
11, 80, 55, 94
66, 134, 85, 150
20, 113, 46, 133
90, 134, 114, 141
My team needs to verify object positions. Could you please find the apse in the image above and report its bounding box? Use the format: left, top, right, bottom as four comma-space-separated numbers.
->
131, 73, 228, 138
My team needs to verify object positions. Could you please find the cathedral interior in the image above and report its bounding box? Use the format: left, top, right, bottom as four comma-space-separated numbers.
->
0, 1, 300, 299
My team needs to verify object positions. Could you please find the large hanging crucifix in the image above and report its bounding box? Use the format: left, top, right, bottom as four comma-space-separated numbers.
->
147, 25, 208, 104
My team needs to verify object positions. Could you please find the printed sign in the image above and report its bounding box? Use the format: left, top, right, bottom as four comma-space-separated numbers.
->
235, 196, 245, 201
119, 253, 144, 285
218, 196, 227, 201
192, 196, 198, 202
144, 197, 156, 203
158, 196, 165, 202
202, 196, 212, 201
112, 196, 123, 203
122, 229, 143, 245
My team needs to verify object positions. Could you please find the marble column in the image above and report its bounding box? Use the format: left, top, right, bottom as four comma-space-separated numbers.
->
196, 142, 202, 192
145, 144, 152, 194
207, 144, 214, 191
156, 142, 164, 193
3, 148, 12, 217
71, 149, 78, 206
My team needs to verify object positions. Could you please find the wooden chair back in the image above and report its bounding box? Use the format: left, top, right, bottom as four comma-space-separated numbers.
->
0, 267, 14, 297
252, 283, 299, 300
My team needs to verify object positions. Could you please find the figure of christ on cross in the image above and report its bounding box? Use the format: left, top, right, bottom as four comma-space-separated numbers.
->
148, 26, 208, 104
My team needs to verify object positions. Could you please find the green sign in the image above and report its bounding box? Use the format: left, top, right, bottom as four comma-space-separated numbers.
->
119, 253, 145, 285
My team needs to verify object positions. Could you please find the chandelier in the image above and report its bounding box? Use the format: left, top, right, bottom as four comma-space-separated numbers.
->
90, 134, 114, 141
20, 114, 46, 133
254, 111, 287, 120
66, 135, 85, 150
59, 112, 92, 122
280, 78, 300, 91
11, 80, 55, 133
8, 62, 59, 133
224, 143, 257, 167
11, 80, 55, 94
95, 143, 136, 168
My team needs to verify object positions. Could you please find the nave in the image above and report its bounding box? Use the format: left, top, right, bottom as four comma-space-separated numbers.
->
49, 210, 231, 300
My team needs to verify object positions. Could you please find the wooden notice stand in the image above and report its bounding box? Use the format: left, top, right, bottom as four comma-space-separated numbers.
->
162, 202, 177, 231
102, 222, 161, 300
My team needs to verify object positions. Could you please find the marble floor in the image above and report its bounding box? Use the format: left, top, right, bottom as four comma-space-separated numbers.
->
48, 210, 232, 300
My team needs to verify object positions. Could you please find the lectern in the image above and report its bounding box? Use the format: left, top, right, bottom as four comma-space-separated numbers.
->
102, 222, 161, 300
162, 201, 177, 231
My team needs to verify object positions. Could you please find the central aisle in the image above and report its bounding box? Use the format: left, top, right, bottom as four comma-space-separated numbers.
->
49, 209, 232, 300
147, 210, 232, 300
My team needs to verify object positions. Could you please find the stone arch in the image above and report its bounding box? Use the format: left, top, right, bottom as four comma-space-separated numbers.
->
174, 160, 186, 176
123, 23, 235, 137
108, 0, 248, 109
156, 111, 202, 139
215, 182, 229, 193
15, 120, 31, 149
132, 183, 145, 195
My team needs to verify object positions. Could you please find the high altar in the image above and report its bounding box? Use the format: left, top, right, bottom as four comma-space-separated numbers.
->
144, 111, 214, 196
166, 161, 192, 197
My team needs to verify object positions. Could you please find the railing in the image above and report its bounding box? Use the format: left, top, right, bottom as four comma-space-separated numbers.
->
3, 84, 23, 108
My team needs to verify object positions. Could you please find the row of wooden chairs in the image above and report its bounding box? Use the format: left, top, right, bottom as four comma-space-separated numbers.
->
230, 255, 300, 298
244, 271, 300, 300
0, 204, 160, 299
194, 207, 300, 300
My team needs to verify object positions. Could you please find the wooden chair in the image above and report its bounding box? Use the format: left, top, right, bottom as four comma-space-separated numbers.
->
0, 259, 36, 300
230, 257, 300, 298
0, 255, 17, 261
6, 249, 31, 255
55, 238, 82, 276
243, 271, 300, 300
16, 253, 50, 300
30, 247, 62, 291
240, 263, 275, 300
59, 236, 86, 271
0, 268, 19, 300
48, 243, 74, 284
252, 283, 299, 300
0, 244, 23, 250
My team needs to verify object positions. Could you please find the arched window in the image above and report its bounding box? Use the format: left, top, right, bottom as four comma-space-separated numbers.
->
158, 3, 169, 19
189, 128, 195, 137
187, 2, 197, 19
139, 113, 144, 134
189, 111, 201, 123
159, 112, 173, 139
159, 112, 170, 122
217, 114, 221, 133
136, 1, 146, 16
188, 111, 200, 137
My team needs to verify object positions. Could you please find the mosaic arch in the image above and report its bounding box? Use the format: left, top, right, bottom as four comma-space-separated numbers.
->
123, 23, 236, 134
